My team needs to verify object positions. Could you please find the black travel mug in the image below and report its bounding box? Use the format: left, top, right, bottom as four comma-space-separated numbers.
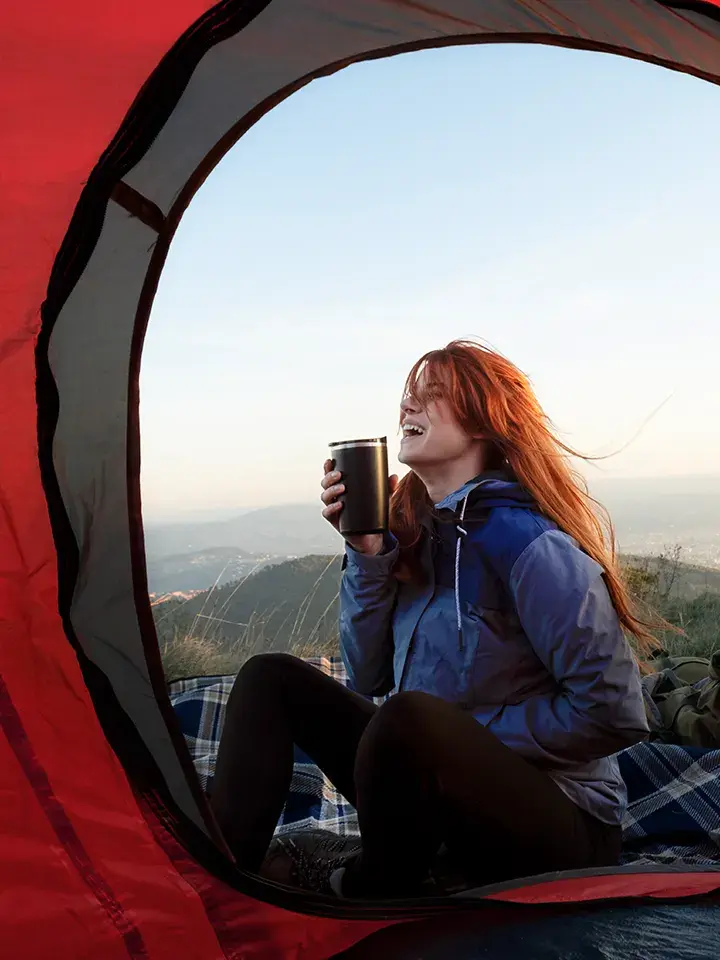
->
328, 437, 389, 536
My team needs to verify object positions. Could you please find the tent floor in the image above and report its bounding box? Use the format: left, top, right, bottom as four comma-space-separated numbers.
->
336, 902, 719, 958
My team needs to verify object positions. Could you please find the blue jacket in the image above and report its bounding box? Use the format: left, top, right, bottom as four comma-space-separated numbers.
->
339, 473, 649, 825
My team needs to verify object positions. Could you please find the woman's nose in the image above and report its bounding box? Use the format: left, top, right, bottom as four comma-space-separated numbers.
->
400, 394, 420, 414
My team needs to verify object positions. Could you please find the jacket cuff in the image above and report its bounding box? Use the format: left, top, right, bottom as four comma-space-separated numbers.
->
343, 532, 399, 572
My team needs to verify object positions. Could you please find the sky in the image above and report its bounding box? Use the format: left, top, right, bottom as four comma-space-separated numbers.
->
140, 43, 720, 522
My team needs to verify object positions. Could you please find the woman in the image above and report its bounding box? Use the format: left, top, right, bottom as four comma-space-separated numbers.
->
210, 340, 654, 899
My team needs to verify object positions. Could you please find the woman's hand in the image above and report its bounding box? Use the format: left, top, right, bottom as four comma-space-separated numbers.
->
321, 459, 398, 556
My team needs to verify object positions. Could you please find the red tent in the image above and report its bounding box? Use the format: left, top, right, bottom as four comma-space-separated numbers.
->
1, 2, 719, 957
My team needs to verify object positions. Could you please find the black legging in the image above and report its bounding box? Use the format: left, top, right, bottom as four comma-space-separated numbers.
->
210, 653, 622, 897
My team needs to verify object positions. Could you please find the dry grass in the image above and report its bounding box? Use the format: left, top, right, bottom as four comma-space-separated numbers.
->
160, 621, 339, 682
157, 554, 342, 681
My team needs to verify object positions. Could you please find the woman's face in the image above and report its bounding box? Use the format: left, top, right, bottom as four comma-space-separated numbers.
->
398, 375, 480, 469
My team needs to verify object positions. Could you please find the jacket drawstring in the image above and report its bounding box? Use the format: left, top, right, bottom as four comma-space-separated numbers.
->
455, 493, 470, 650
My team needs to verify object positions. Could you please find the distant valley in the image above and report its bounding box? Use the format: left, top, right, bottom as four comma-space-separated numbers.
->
147, 546, 272, 595
145, 475, 720, 595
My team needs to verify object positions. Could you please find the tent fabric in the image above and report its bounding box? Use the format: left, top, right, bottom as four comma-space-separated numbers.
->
335, 903, 720, 958
34, 0, 720, 846
2, 1, 720, 957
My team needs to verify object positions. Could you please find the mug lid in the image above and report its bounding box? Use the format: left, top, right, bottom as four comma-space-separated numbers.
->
329, 436, 387, 449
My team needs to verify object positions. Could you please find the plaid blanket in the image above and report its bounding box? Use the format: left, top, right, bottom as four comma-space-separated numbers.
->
168, 658, 720, 863
618, 744, 720, 865
169, 658, 363, 835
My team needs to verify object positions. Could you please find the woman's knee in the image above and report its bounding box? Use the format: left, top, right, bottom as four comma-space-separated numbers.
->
232, 652, 301, 696
354, 692, 438, 790
380, 690, 439, 721
362, 691, 438, 750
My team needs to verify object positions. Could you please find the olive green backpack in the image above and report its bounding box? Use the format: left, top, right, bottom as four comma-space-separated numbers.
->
647, 651, 720, 748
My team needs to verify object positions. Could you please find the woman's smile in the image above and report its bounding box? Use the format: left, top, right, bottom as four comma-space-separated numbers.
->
401, 422, 425, 443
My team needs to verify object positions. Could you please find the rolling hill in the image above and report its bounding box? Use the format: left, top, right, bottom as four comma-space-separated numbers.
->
156, 554, 343, 655
155, 548, 720, 665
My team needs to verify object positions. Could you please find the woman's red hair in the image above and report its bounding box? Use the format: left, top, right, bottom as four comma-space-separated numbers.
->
390, 340, 666, 661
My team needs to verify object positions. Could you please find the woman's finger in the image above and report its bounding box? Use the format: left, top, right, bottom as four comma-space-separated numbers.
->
322, 502, 343, 520
321, 483, 345, 504
320, 470, 342, 491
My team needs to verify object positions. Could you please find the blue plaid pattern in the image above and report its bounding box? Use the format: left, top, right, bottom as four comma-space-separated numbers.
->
169, 672, 235, 791
168, 658, 373, 836
168, 658, 720, 861
618, 744, 720, 866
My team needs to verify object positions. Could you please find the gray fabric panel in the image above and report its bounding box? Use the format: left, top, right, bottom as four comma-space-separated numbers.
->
125, 0, 720, 212
47, 0, 720, 834
47, 204, 207, 833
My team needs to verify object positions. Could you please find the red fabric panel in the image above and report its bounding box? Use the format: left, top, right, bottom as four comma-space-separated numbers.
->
0, 733, 135, 960
139, 797, 399, 960
1, 2, 719, 957
0, 6, 395, 956
141, 794, 720, 959
0, 676, 150, 959
0, 4, 236, 958
0, 653, 229, 959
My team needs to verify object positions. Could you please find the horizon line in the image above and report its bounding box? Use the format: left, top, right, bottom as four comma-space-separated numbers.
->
144, 471, 720, 524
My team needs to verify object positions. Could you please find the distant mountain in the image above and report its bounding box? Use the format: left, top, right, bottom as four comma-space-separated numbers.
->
144, 475, 720, 570
590, 475, 720, 535
146, 545, 267, 594
144, 504, 342, 561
